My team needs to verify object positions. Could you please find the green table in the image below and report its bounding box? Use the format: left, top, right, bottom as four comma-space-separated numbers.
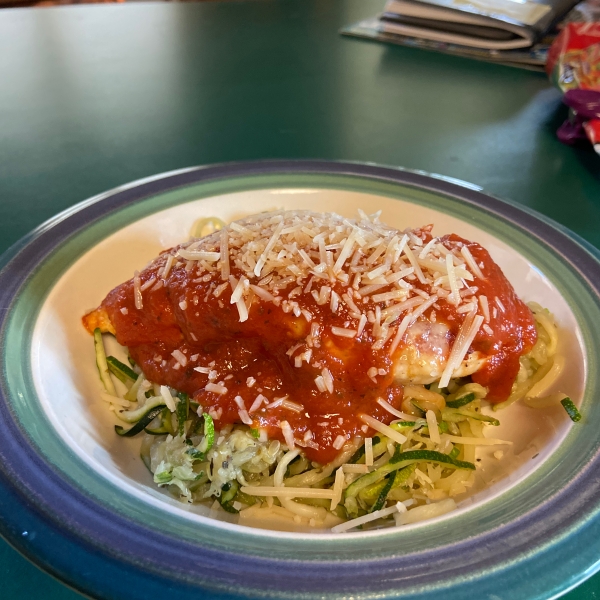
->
0, 0, 598, 597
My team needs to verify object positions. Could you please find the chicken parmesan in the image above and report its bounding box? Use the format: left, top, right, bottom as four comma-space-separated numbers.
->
83, 209, 562, 531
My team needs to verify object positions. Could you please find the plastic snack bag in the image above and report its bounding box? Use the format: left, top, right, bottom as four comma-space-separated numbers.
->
546, 21, 600, 154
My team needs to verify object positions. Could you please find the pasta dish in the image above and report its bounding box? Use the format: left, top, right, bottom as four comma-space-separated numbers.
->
83, 209, 574, 532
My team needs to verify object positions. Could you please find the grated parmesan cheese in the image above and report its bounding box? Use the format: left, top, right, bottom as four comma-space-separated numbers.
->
359, 414, 407, 445
332, 435, 347, 450
133, 271, 143, 310
279, 420, 295, 449
330, 467, 345, 510
160, 386, 176, 412
364, 437, 374, 466
171, 349, 187, 367
205, 383, 228, 395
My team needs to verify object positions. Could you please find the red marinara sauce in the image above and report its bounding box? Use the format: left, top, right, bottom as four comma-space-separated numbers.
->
100, 265, 403, 464
91, 231, 536, 464
433, 235, 537, 402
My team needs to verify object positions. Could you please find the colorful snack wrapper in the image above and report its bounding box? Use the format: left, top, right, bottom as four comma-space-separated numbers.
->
546, 22, 600, 153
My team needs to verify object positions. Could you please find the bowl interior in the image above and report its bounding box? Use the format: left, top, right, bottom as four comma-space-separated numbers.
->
29, 186, 585, 535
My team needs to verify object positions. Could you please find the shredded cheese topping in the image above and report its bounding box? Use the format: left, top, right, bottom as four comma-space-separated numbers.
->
138, 211, 486, 367
128, 210, 497, 459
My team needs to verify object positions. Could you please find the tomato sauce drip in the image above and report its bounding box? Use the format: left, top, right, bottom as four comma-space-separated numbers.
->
98, 231, 536, 463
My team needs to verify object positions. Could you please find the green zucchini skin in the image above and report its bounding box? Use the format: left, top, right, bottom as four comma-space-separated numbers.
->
106, 356, 138, 385
442, 407, 499, 426
446, 393, 476, 408
118, 396, 167, 424
359, 464, 416, 505
115, 405, 166, 437
389, 449, 475, 469
219, 481, 240, 513
345, 448, 474, 500
561, 397, 582, 422
94, 328, 116, 395
369, 471, 397, 513
199, 414, 215, 455
176, 392, 190, 436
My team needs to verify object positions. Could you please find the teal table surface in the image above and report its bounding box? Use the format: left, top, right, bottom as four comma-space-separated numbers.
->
0, 0, 598, 598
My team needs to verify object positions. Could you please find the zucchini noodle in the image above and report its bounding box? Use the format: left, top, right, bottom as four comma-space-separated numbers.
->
273, 449, 328, 520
